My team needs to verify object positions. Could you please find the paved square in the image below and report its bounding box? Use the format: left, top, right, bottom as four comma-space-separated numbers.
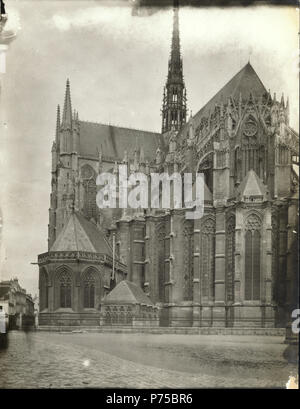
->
0, 331, 297, 388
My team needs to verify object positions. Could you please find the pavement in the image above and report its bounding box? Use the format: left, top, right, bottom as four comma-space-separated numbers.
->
0, 330, 297, 388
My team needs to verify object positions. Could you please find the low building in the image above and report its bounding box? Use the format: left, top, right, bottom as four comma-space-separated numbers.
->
0, 279, 35, 329
101, 280, 159, 327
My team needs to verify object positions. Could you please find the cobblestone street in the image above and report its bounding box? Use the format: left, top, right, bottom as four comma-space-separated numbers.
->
0, 331, 297, 388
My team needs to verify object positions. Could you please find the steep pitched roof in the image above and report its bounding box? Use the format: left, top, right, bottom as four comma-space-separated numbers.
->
236, 169, 268, 199
104, 280, 153, 305
196, 62, 267, 120
179, 62, 267, 139
50, 211, 112, 255
79, 121, 164, 160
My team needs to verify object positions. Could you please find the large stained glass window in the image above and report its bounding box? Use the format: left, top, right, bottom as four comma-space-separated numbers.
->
226, 217, 235, 302
81, 164, 97, 221
60, 270, 72, 308
201, 218, 215, 300
84, 178, 97, 220
245, 214, 261, 300
156, 224, 166, 303
83, 271, 96, 308
183, 221, 194, 301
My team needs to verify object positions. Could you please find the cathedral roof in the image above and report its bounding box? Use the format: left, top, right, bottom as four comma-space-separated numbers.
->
50, 211, 112, 255
179, 62, 267, 139
78, 121, 163, 160
196, 62, 267, 119
236, 169, 268, 201
104, 280, 153, 305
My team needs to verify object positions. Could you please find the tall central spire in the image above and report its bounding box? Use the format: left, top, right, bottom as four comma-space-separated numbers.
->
170, 0, 181, 75
161, 0, 187, 134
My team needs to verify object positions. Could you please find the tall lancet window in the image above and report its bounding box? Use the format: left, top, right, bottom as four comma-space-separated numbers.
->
271, 212, 279, 303
201, 218, 215, 299
60, 270, 72, 308
156, 224, 166, 303
226, 217, 235, 302
81, 165, 97, 221
85, 179, 97, 220
83, 270, 96, 308
183, 221, 194, 301
245, 214, 261, 301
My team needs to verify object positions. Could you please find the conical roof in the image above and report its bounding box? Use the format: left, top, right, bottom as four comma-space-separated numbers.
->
50, 211, 112, 255
104, 280, 153, 305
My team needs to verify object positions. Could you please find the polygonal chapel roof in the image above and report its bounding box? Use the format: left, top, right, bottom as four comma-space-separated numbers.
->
50, 211, 112, 255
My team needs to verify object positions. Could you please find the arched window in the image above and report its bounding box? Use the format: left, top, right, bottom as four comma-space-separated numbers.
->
183, 222, 194, 301
39, 268, 48, 311
59, 270, 72, 308
226, 217, 235, 302
201, 218, 215, 300
198, 155, 213, 193
83, 271, 96, 308
245, 215, 261, 301
84, 179, 97, 220
271, 212, 279, 303
234, 147, 241, 184
156, 224, 166, 302
81, 165, 97, 221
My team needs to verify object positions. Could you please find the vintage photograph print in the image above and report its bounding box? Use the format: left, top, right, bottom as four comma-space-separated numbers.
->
0, 0, 299, 390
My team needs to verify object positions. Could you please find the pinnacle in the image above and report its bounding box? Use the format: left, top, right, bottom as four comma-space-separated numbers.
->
62, 79, 72, 128
55, 104, 61, 142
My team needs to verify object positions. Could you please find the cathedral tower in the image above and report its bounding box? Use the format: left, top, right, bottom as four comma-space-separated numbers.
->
161, 0, 187, 134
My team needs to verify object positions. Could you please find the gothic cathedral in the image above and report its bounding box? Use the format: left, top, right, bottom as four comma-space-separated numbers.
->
38, 4, 299, 328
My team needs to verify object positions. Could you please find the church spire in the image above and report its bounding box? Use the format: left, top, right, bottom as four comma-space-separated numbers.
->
170, 0, 180, 68
55, 104, 60, 146
62, 79, 72, 129
161, 0, 187, 134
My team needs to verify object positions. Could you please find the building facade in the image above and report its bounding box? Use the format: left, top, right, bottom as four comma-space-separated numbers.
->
38, 4, 298, 328
0, 279, 35, 329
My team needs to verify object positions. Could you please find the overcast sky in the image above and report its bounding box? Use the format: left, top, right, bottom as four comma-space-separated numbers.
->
0, 0, 298, 296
